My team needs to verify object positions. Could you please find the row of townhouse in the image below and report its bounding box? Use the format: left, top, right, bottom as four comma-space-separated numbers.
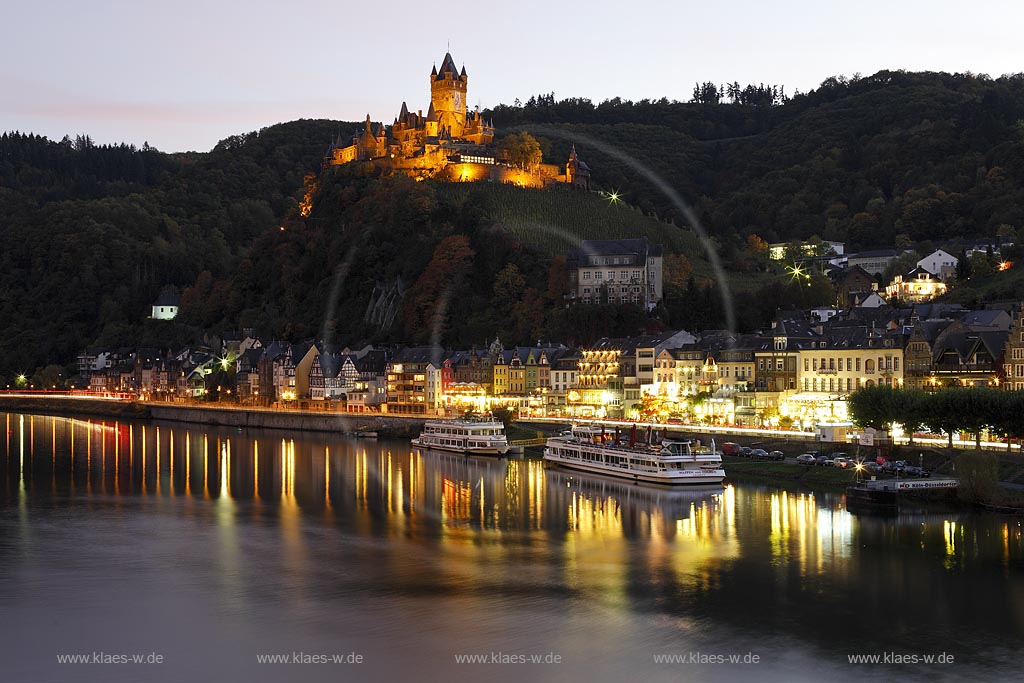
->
76, 301, 1024, 423
79, 347, 222, 398
629, 303, 1024, 428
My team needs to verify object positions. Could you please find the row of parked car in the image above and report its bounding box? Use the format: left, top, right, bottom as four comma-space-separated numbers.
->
794, 451, 852, 468
722, 443, 784, 461
724, 443, 932, 477
794, 452, 931, 477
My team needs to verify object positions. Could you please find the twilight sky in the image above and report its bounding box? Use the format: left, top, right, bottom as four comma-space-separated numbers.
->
3, 0, 1021, 152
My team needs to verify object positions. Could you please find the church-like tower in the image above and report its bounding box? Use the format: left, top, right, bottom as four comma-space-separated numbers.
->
430, 52, 468, 138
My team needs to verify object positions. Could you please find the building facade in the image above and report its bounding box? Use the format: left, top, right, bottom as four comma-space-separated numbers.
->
1003, 304, 1024, 390
566, 238, 664, 310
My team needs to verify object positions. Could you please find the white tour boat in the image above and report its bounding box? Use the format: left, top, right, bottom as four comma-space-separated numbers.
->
544, 424, 725, 486
411, 418, 510, 456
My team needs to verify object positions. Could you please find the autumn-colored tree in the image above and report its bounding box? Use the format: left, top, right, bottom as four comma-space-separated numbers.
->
402, 234, 475, 340
546, 255, 569, 304
499, 132, 543, 170
744, 234, 770, 271
746, 234, 768, 255
663, 253, 693, 292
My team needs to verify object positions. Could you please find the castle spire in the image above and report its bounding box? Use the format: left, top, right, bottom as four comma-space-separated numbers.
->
400, 101, 409, 118
431, 64, 437, 77
437, 51, 458, 80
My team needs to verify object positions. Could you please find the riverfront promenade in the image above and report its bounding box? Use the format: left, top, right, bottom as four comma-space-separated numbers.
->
0, 391, 1021, 452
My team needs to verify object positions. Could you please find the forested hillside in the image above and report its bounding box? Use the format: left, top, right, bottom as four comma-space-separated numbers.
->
3, 69, 1023, 382
488, 71, 1024, 252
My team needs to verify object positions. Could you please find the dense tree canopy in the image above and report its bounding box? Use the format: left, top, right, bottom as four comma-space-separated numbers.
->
5, 70, 1024, 379
487, 70, 1024, 250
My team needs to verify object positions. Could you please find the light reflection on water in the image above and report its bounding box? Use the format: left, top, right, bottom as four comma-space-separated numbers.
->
1, 413, 1023, 683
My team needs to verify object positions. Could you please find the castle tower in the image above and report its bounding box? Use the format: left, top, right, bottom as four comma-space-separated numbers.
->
425, 101, 439, 138
357, 114, 384, 160
430, 52, 468, 138
566, 144, 591, 189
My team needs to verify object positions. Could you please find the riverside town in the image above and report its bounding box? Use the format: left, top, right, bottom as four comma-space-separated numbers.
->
4, 13, 1024, 683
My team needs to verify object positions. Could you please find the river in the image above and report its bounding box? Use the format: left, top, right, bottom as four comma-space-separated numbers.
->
1, 413, 1021, 682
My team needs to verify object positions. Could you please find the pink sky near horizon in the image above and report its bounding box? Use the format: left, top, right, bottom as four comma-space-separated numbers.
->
2, 0, 1021, 152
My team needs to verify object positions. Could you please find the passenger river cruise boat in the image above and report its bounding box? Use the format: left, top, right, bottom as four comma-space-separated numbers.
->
544, 424, 725, 486
411, 418, 510, 456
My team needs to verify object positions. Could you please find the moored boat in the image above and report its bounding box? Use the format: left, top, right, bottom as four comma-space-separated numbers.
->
543, 424, 725, 486
411, 418, 510, 456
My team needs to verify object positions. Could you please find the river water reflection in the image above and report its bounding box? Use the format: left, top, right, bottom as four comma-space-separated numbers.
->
1, 413, 1022, 682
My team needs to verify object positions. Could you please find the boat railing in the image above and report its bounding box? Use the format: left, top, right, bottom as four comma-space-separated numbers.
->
550, 435, 721, 460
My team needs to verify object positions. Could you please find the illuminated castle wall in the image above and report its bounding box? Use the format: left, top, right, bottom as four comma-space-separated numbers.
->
325, 52, 590, 189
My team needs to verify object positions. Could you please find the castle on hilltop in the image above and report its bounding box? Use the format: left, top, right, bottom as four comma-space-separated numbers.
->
324, 52, 590, 189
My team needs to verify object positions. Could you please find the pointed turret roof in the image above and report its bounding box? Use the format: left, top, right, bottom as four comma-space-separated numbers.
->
436, 52, 458, 80
360, 115, 377, 143
460, 65, 467, 79
431, 64, 438, 77
426, 101, 437, 121
400, 101, 409, 118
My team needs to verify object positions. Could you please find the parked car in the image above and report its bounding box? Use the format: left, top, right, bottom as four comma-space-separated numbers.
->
832, 456, 850, 469
860, 461, 882, 474
751, 448, 770, 459
902, 465, 930, 477
882, 459, 906, 473
721, 442, 741, 456
740, 447, 753, 458
815, 455, 831, 466
796, 453, 816, 465
768, 450, 785, 461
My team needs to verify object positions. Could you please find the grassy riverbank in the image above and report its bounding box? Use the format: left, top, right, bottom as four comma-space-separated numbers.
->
723, 456, 860, 490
